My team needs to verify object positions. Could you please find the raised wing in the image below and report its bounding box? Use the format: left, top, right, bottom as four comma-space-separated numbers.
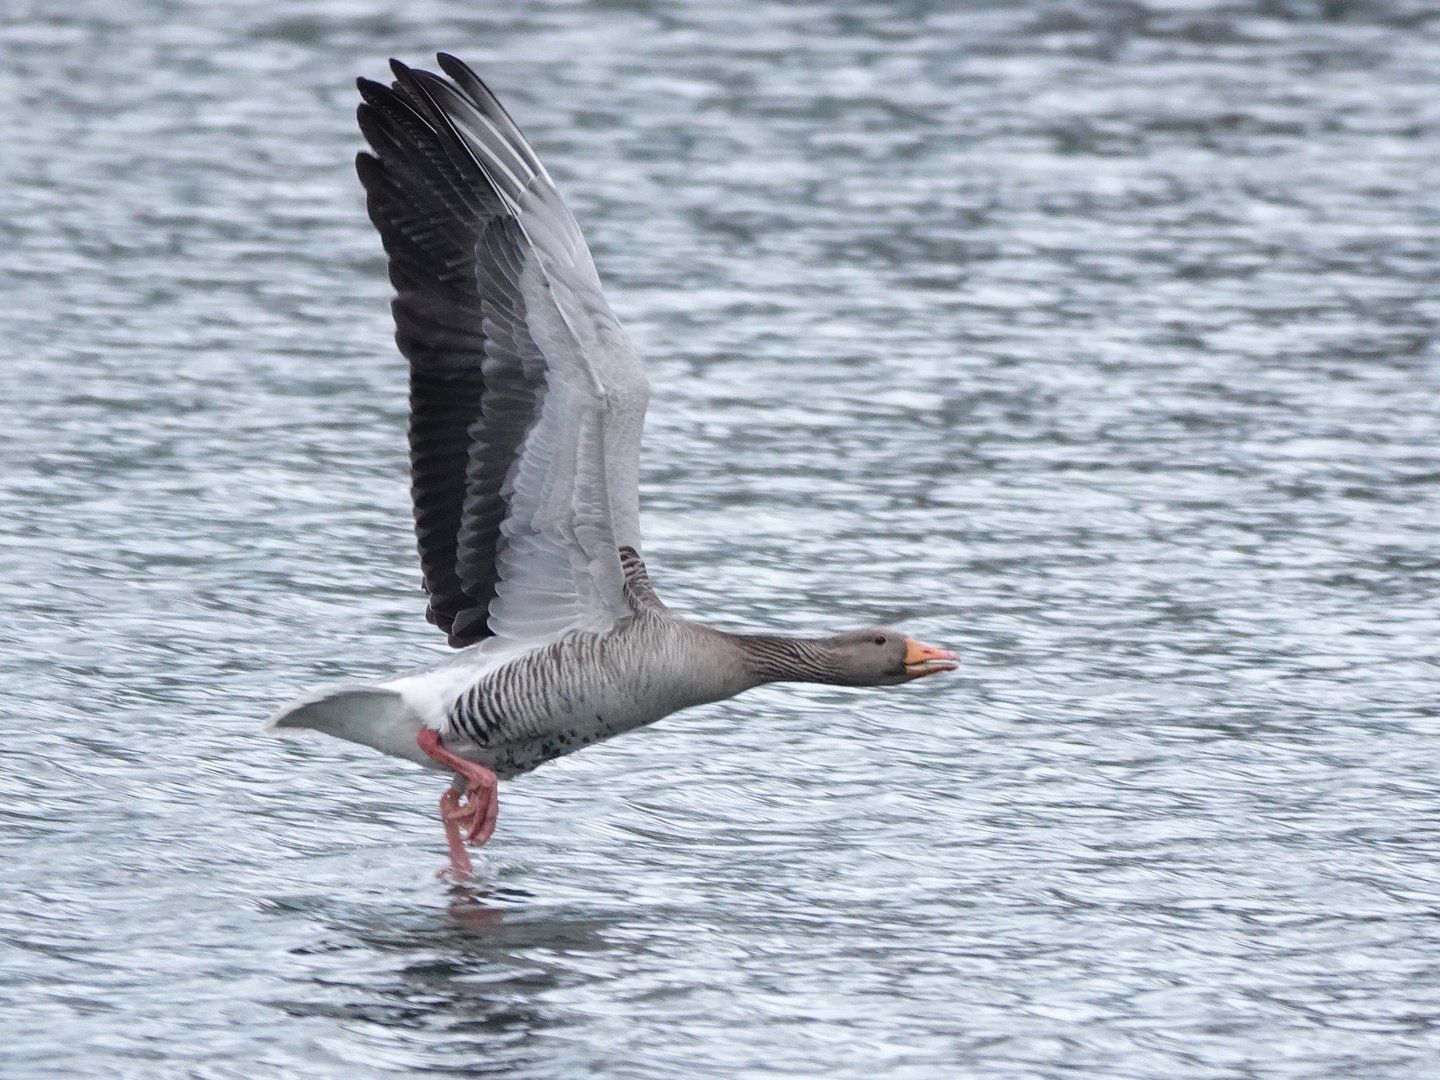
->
355, 55, 648, 649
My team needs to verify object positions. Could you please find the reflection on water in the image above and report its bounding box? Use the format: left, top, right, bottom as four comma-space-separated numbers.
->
3, 0, 1440, 1076
269, 889, 587, 1074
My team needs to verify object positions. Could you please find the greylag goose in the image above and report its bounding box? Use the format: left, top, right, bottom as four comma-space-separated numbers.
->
264, 55, 958, 878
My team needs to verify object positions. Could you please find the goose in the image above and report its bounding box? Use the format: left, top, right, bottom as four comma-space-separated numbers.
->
264, 54, 958, 879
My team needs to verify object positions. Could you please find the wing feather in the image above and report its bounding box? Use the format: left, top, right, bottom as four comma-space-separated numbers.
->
355, 55, 647, 649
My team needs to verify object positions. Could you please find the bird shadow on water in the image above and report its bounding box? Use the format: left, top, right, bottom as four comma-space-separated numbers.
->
262, 878, 626, 1072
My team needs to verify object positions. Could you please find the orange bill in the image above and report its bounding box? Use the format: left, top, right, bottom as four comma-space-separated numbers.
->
903, 638, 959, 677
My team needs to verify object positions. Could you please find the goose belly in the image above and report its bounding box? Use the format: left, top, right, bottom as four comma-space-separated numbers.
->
443, 632, 707, 779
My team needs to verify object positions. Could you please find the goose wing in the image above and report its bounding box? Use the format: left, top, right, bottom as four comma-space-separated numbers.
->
355, 55, 647, 649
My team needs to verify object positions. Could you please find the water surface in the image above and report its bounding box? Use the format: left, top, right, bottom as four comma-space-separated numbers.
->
3, 1, 1440, 1076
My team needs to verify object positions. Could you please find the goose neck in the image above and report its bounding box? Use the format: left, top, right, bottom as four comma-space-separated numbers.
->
728, 632, 841, 686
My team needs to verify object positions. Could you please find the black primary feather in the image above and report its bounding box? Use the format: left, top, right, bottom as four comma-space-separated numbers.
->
355, 56, 550, 646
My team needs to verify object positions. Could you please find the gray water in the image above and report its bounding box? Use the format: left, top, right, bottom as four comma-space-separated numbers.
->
2, 0, 1440, 1075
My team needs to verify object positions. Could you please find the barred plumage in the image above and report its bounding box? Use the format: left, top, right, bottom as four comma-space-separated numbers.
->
438, 562, 714, 778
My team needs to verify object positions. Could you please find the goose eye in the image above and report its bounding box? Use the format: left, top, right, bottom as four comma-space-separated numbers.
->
873, 634, 887, 646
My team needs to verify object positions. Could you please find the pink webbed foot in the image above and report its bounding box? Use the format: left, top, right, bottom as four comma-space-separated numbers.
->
437, 788, 475, 881
417, 729, 500, 880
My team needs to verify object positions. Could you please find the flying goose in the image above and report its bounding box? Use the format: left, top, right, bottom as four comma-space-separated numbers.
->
264, 55, 958, 879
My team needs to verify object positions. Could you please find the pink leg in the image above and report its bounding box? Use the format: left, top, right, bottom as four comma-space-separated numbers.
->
417, 729, 500, 879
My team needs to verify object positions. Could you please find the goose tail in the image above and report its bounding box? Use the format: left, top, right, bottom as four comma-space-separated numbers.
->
262, 684, 436, 767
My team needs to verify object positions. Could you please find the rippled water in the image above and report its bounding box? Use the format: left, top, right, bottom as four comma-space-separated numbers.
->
3, 0, 1440, 1075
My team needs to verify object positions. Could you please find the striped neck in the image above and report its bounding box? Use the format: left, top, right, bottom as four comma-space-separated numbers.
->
729, 633, 845, 686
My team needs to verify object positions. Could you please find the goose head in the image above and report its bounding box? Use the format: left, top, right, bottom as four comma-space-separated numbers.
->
824, 628, 959, 686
